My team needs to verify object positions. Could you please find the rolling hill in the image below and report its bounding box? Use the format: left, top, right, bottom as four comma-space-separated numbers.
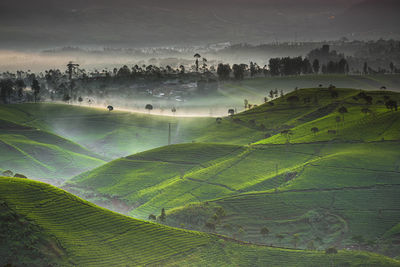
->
1, 177, 399, 266
63, 87, 400, 258
0, 117, 105, 182
0, 103, 263, 159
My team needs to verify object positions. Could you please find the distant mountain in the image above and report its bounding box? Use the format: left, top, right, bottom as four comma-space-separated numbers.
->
0, 0, 394, 49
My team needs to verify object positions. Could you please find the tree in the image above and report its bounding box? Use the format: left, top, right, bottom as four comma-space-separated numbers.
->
281, 130, 293, 143
15, 79, 26, 100
216, 117, 222, 124
0, 79, 14, 103
107, 105, 114, 112
217, 64, 231, 80
232, 64, 246, 80
361, 108, 371, 115
260, 227, 269, 238
228, 109, 235, 116
148, 214, 156, 220
31, 79, 41, 103
171, 107, 177, 115
325, 247, 338, 254
307, 240, 316, 250
312, 59, 320, 73
78, 97, 83, 104
311, 127, 319, 136
145, 104, 153, 113
63, 94, 71, 103
2, 170, 13, 177
179, 65, 185, 74
287, 95, 300, 105
194, 53, 201, 72
269, 58, 281, 76
390, 62, 395, 74
205, 222, 216, 231
385, 100, 398, 111
244, 99, 248, 109
14, 173, 27, 178
159, 208, 166, 222
66, 61, 79, 80
363, 62, 368, 75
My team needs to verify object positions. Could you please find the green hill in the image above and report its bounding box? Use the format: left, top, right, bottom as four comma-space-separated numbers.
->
1, 177, 399, 267
0, 118, 105, 181
219, 74, 400, 108
64, 87, 400, 258
66, 141, 400, 221
0, 103, 263, 159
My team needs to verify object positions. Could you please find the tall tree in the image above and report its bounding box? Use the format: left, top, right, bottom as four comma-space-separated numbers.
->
312, 59, 320, 74
31, 79, 41, 103
194, 53, 201, 72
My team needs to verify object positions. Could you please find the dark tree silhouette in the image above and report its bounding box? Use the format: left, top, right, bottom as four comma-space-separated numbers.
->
31, 79, 41, 103
107, 105, 114, 111
0, 79, 14, 103
217, 64, 231, 80
361, 108, 371, 115
287, 95, 300, 105
232, 64, 246, 80
260, 227, 269, 237
228, 109, 235, 116
194, 53, 201, 72
325, 247, 338, 254
159, 208, 166, 222
312, 59, 320, 73
385, 100, 398, 111
145, 104, 153, 113
311, 127, 319, 136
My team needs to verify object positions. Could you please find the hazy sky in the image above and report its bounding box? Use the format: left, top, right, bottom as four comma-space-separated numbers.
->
0, 0, 398, 49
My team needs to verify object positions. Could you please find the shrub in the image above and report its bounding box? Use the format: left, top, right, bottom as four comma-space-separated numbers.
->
325, 247, 338, 254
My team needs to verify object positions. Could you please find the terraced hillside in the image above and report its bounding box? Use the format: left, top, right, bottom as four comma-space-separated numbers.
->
64, 87, 400, 258
1, 177, 399, 267
66, 141, 400, 221
0, 118, 105, 181
219, 74, 400, 107
0, 103, 263, 159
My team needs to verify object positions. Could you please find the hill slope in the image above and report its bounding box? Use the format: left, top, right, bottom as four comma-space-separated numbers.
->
0, 118, 105, 181
0, 103, 263, 159
1, 177, 399, 266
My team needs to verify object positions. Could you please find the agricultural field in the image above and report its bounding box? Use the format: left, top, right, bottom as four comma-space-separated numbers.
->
218, 74, 400, 107
0, 117, 105, 181
1, 85, 400, 265
0, 103, 263, 160
1, 177, 399, 266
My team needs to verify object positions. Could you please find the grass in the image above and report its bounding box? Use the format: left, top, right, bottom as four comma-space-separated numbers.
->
67, 141, 400, 223
0, 103, 263, 159
0, 118, 105, 181
1, 177, 399, 266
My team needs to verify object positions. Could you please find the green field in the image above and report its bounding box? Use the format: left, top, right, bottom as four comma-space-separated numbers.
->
63, 87, 400, 259
0, 103, 263, 159
1, 84, 400, 264
219, 74, 400, 107
0, 117, 105, 181
1, 177, 399, 266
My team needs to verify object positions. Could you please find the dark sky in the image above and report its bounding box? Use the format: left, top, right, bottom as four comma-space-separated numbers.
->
0, 0, 398, 49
